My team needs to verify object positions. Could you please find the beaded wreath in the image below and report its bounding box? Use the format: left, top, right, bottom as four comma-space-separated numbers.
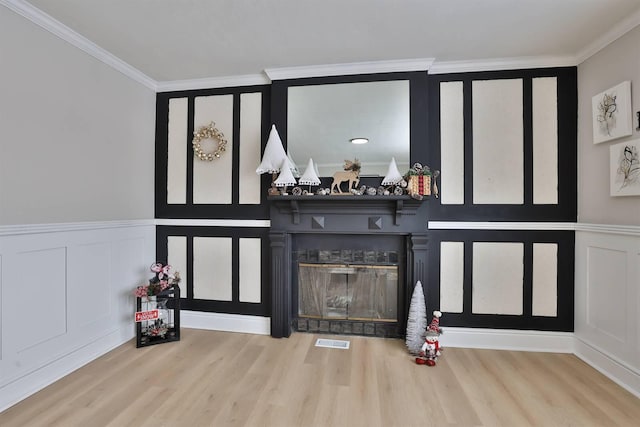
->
192, 122, 227, 161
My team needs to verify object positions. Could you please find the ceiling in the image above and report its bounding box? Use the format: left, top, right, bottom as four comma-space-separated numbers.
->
12, 0, 640, 83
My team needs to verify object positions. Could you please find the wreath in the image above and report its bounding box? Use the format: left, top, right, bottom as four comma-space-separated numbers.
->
192, 122, 227, 161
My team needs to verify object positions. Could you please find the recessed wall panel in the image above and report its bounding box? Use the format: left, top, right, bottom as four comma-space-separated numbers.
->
67, 242, 111, 329
239, 238, 262, 303
167, 97, 188, 204
193, 95, 234, 204
440, 241, 464, 313
532, 77, 558, 204
532, 243, 558, 317
167, 236, 188, 297
239, 93, 262, 205
193, 237, 232, 301
472, 79, 524, 204
472, 242, 524, 315
586, 246, 627, 342
12, 248, 67, 352
440, 81, 465, 205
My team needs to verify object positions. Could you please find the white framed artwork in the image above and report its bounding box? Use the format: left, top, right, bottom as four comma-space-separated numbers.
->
592, 81, 632, 144
610, 139, 640, 196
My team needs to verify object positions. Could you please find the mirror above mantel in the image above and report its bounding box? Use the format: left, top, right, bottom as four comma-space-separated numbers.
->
287, 80, 410, 177
270, 71, 429, 181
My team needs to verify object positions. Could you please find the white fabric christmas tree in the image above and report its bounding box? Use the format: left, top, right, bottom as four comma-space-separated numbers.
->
405, 280, 427, 355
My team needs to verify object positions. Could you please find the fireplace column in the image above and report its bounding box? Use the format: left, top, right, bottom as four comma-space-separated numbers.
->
270, 231, 291, 338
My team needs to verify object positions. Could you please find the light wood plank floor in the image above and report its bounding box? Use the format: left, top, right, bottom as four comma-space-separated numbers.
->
1, 329, 639, 427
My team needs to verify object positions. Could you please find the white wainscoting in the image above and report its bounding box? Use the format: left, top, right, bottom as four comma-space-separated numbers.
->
0, 220, 156, 411
575, 224, 640, 398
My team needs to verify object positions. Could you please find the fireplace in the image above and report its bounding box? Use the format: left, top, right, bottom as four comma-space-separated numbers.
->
292, 234, 404, 337
269, 195, 428, 338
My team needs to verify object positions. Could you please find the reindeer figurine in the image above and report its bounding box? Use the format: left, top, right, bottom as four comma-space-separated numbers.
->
331, 159, 361, 194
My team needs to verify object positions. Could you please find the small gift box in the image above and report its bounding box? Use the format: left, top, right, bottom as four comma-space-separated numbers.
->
408, 175, 431, 196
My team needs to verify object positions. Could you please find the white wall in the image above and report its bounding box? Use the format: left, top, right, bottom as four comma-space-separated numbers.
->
0, 222, 156, 411
577, 24, 640, 226
0, 6, 157, 411
575, 24, 640, 397
0, 6, 155, 225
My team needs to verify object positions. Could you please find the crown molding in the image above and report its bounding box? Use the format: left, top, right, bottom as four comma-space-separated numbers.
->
428, 55, 577, 74
156, 73, 270, 93
1, 0, 157, 91
575, 9, 640, 65
264, 58, 434, 81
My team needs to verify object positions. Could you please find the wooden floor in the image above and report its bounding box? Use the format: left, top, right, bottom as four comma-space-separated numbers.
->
1, 329, 639, 427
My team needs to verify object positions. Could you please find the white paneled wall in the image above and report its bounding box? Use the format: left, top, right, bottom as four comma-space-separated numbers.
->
439, 241, 464, 312
193, 95, 234, 204
575, 227, 640, 397
472, 242, 524, 315
167, 97, 188, 204
167, 236, 188, 295
439, 81, 465, 205
239, 93, 263, 205
532, 243, 558, 316
239, 238, 262, 303
0, 221, 155, 411
472, 79, 524, 204
193, 237, 232, 301
532, 77, 558, 204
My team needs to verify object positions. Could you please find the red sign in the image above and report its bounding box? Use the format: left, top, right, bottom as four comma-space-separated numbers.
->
135, 309, 159, 322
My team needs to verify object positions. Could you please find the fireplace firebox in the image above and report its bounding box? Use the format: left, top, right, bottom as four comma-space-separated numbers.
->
269, 195, 428, 338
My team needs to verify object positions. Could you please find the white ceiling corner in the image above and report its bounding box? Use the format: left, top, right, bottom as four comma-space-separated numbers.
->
1, 0, 157, 91
5, 0, 640, 91
574, 5, 640, 65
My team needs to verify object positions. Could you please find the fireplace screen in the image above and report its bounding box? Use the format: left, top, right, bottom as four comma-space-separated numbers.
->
298, 263, 398, 322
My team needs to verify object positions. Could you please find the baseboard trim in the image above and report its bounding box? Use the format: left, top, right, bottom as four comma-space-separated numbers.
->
440, 327, 575, 353
181, 311, 271, 335
0, 326, 134, 413
574, 338, 640, 399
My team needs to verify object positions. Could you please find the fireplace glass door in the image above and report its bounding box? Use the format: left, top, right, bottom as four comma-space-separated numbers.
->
298, 263, 398, 322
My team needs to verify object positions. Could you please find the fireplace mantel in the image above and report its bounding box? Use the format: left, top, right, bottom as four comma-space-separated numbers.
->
268, 194, 429, 338
268, 195, 426, 231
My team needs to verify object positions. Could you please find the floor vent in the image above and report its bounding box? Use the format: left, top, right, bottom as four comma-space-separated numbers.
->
315, 338, 350, 349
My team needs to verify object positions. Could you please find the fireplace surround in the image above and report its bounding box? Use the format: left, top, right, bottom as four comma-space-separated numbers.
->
269, 195, 428, 338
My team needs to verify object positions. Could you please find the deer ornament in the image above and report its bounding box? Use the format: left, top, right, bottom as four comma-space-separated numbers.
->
331, 159, 361, 194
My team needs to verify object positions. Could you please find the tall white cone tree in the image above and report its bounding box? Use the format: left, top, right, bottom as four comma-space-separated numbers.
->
405, 280, 427, 355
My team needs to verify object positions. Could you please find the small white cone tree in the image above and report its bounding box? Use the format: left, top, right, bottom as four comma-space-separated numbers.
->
405, 280, 427, 355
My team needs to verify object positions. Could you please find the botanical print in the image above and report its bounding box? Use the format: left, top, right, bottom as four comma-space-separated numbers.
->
596, 92, 617, 137
610, 139, 640, 196
592, 81, 632, 144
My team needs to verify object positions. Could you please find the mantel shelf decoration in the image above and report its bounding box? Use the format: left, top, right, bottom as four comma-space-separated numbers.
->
192, 121, 227, 161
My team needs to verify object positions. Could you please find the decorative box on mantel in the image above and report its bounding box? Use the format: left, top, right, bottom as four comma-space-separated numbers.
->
268, 195, 429, 338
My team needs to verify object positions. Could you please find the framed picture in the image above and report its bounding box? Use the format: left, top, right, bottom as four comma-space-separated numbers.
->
592, 81, 632, 144
610, 139, 640, 196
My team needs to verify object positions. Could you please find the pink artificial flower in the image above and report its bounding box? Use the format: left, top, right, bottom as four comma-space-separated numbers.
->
134, 285, 149, 298
150, 263, 171, 280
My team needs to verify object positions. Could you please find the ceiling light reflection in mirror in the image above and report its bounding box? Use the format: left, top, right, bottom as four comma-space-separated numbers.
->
287, 80, 410, 177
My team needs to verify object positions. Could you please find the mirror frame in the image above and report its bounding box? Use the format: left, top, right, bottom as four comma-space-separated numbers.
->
270, 71, 429, 178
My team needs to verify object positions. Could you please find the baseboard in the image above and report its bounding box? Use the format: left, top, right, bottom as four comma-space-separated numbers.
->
0, 326, 134, 413
181, 311, 271, 335
440, 327, 575, 353
574, 338, 640, 399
